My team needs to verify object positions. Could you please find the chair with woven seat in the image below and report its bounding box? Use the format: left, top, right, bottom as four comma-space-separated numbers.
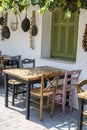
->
3, 59, 25, 106
22, 58, 35, 89
30, 71, 61, 121
76, 80, 87, 129
55, 69, 81, 114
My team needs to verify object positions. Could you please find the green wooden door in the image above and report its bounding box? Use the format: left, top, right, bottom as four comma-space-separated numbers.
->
51, 8, 79, 61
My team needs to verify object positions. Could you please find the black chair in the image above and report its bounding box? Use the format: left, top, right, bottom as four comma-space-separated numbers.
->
22, 58, 35, 89
22, 58, 35, 68
3, 59, 25, 106
11, 55, 21, 68
11, 55, 21, 59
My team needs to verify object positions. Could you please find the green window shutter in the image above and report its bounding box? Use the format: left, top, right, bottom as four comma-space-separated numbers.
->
51, 8, 79, 61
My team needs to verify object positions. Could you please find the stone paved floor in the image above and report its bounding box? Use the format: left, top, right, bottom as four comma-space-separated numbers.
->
0, 86, 87, 130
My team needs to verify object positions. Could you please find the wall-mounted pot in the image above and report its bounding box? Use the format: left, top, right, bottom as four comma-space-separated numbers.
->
0, 17, 4, 25
2, 26, 10, 39
21, 9, 30, 32
22, 17, 30, 32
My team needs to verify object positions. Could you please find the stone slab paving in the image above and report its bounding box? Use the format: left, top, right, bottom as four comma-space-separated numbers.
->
0, 86, 87, 130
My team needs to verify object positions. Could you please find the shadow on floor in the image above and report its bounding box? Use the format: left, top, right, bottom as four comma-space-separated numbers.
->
0, 86, 87, 130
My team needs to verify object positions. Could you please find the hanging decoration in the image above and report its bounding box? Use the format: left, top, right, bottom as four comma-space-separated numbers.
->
82, 24, 87, 51
21, 8, 30, 32
32, 11, 38, 37
29, 15, 33, 49
2, 12, 10, 39
29, 10, 38, 49
10, 12, 20, 31
0, 12, 4, 40
0, 12, 10, 40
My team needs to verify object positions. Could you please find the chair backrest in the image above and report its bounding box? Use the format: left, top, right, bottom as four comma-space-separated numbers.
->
22, 58, 35, 68
11, 55, 21, 67
11, 55, 21, 60
40, 72, 61, 96
76, 80, 87, 93
63, 69, 81, 91
0, 56, 3, 73
3, 59, 20, 69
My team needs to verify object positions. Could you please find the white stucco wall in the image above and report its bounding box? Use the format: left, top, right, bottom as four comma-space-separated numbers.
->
0, 7, 87, 109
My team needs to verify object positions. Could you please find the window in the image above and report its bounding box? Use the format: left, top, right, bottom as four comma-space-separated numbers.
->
51, 8, 79, 61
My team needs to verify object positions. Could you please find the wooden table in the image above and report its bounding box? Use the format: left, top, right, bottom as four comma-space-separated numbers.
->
3, 66, 65, 119
77, 91, 87, 130
2, 54, 12, 60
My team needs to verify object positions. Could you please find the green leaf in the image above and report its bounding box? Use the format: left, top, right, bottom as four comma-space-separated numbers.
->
65, 10, 71, 19
0, 6, 3, 12
77, 0, 81, 8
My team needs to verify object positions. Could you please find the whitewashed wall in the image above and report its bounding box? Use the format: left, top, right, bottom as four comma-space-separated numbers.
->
0, 7, 87, 109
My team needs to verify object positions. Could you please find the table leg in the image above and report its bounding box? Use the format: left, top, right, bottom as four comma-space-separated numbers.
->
26, 82, 31, 119
77, 98, 84, 130
4, 74, 8, 107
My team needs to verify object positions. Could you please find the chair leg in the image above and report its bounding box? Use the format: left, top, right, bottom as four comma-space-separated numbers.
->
12, 85, 15, 106
40, 97, 43, 121
51, 93, 55, 117
70, 90, 74, 112
15, 86, 18, 99
22, 85, 25, 96
62, 94, 66, 114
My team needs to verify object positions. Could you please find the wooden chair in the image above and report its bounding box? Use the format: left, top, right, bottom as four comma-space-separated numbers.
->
3, 59, 25, 106
55, 69, 81, 114
30, 71, 61, 121
76, 80, 87, 127
77, 80, 87, 93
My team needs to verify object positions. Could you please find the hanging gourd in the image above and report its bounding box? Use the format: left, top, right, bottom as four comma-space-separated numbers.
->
82, 24, 87, 51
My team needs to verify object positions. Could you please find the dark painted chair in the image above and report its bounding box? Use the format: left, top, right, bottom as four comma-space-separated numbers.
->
11, 55, 21, 67
22, 58, 35, 68
21, 58, 35, 89
3, 59, 25, 106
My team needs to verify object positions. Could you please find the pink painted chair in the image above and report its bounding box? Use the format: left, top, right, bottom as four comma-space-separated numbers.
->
55, 69, 81, 114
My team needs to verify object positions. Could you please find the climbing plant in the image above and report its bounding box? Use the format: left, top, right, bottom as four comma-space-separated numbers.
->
0, 0, 87, 18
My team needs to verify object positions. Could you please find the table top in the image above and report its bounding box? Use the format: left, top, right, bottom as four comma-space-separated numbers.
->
2, 55, 12, 60
3, 66, 65, 81
78, 91, 87, 100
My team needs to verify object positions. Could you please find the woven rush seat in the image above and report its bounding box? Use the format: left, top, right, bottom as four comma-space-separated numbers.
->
8, 79, 23, 85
